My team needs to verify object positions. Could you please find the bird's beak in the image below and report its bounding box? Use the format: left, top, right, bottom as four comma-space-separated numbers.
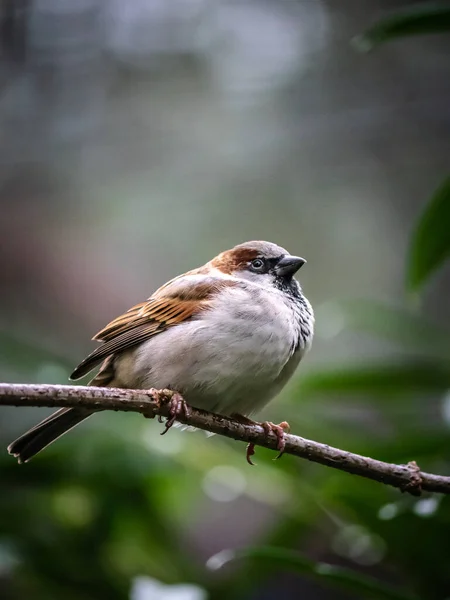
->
275, 255, 306, 277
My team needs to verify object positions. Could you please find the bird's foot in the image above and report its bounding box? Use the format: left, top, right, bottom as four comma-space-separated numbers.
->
262, 421, 290, 459
230, 414, 290, 465
160, 391, 190, 435
246, 442, 256, 466
245, 420, 290, 465
230, 414, 260, 466
145, 389, 190, 434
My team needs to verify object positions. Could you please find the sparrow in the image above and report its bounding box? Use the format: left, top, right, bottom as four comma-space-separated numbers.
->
8, 241, 314, 464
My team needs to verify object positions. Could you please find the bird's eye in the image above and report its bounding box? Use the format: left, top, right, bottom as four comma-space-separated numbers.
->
250, 258, 266, 272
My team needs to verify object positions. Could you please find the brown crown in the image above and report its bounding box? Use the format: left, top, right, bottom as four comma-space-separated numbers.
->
210, 247, 260, 274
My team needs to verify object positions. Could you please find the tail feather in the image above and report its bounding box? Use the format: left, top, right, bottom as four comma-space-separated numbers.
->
8, 356, 118, 463
7, 408, 94, 463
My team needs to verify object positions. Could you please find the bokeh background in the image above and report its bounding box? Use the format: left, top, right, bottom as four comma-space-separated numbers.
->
1, 1, 450, 599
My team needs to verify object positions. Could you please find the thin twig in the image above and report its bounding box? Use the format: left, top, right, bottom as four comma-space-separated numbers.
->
1, 383, 449, 496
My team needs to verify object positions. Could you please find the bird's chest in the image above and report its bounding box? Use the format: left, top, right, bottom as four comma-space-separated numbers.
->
125, 284, 312, 417
189, 300, 302, 416
192, 289, 302, 393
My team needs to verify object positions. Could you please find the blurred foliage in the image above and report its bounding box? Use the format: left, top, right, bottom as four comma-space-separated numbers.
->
208, 546, 419, 600
353, 3, 450, 52
1, 2, 450, 600
406, 177, 450, 293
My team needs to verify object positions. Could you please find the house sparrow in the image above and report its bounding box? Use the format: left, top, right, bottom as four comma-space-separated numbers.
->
8, 241, 314, 464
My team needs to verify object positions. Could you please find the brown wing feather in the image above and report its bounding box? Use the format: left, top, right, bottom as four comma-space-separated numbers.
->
93, 302, 148, 341
70, 276, 235, 381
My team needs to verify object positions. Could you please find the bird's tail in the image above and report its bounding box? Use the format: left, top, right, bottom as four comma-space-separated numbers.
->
8, 357, 120, 463
7, 407, 94, 463
8, 356, 123, 463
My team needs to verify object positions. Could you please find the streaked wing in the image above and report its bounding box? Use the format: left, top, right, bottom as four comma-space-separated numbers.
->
70, 275, 234, 380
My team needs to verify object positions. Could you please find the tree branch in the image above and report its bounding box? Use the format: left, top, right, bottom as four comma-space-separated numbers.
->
1, 383, 449, 496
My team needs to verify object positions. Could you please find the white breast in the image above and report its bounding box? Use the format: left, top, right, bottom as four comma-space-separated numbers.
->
115, 283, 313, 418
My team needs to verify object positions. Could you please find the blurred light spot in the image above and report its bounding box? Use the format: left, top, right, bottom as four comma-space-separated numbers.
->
441, 390, 450, 426
315, 563, 337, 576
204, 0, 329, 106
130, 576, 207, 600
351, 34, 372, 54
413, 497, 440, 518
202, 465, 246, 502
0, 543, 19, 575
35, 363, 68, 384
52, 486, 96, 527
206, 549, 234, 571
315, 302, 346, 340
106, 0, 208, 63
378, 503, 399, 520
250, 476, 290, 506
141, 426, 186, 455
332, 525, 386, 566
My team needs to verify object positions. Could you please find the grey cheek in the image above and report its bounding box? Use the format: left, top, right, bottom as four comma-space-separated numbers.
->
235, 270, 274, 287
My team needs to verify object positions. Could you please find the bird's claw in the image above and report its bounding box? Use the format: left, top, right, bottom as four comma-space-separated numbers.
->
160, 392, 190, 435
246, 442, 256, 465
262, 421, 290, 460
245, 420, 290, 465
145, 389, 189, 434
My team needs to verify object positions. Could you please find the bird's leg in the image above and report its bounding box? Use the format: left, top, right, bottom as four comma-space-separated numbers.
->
262, 421, 290, 459
230, 413, 260, 466
241, 419, 291, 465
231, 414, 290, 465
143, 389, 190, 434
246, 442, 256, 466
160, 392, 190, 435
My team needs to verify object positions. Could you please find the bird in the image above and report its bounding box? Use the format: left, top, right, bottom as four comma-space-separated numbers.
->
8, 240, 314, 464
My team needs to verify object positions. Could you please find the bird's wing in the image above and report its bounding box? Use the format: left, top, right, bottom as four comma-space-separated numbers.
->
70, 275, 234, 380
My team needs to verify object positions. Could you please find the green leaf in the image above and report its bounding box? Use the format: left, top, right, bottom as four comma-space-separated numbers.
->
297, 361, 450, 396
207, 546, 418, 600
407, 177, 450, 292
353, 4, 450, 52
317, 299, 450, 356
